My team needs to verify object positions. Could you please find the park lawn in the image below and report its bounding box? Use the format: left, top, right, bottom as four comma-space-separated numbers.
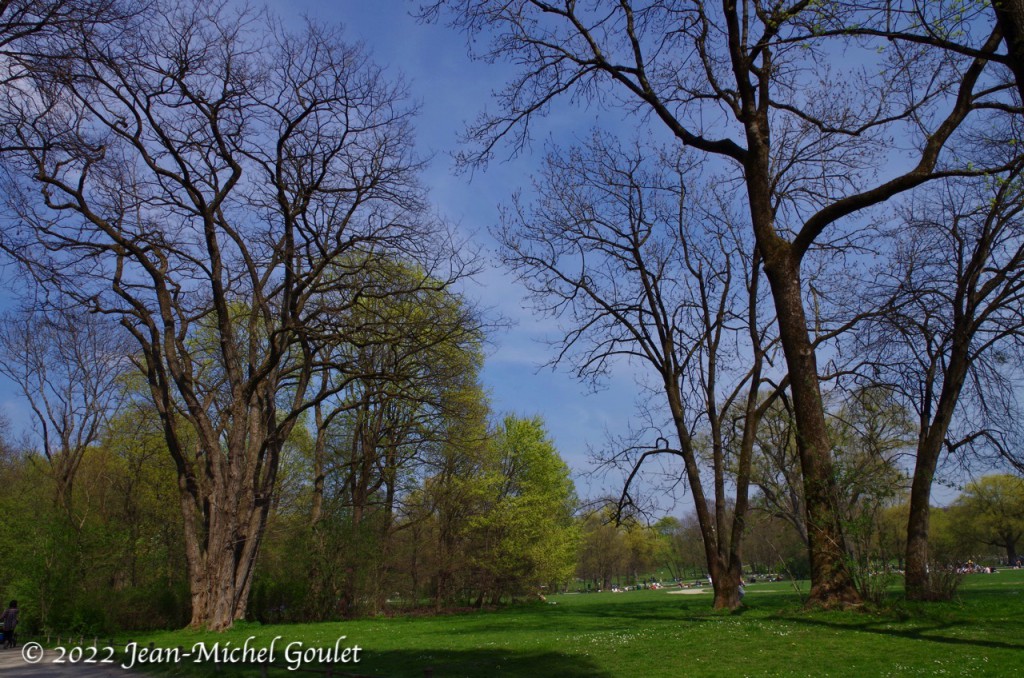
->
120, 570, 1024, 678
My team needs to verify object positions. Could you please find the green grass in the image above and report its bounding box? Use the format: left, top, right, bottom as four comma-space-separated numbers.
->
112, 570, 1024, 677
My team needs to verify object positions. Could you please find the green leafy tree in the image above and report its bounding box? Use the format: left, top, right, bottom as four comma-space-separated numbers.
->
0, 403, 189, 634
302, 260, 487, 618
469, 416, 579, 602
653, 515, 706, 583
577, 512, 629, 591
951, 474, 1024, 565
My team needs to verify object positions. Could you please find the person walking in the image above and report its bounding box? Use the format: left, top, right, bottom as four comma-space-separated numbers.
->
1, 600, 18, 649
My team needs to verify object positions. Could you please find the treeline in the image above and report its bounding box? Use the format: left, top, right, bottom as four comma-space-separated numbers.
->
576, 472, 1024, 592
1, 343, 1021, 634
0, 403, 579, 633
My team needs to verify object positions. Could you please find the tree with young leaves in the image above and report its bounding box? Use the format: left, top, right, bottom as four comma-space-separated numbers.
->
423, 0, 1016, 606
748, 388, 911, 563
654, 514, 706, 582
950, 474, 1024, 565
577, 511, 630, 591
468, 415, 578, 603
0, 0, 468, 630
305, 260, 487, 617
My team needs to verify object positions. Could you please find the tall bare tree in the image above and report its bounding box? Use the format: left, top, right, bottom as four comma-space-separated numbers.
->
0, 0, 469, 629
0, 305, 130, 519
424, 0, 1013, 605
853, 162, 1024, 598
498, 134, 780, 608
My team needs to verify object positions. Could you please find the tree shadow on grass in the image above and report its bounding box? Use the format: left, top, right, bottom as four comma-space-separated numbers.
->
421, 606, 718, 638
192, 648, 611, 678
775, 614, 1024, 652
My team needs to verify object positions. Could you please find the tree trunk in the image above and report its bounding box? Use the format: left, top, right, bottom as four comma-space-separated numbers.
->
993, 0, 1024, 102
181, 477, 270, 630
710, 558, 743, 610
905, 336, 970, 599
904, 440, 940, 599
174, 422, 277, 630
762, 254, 860, 607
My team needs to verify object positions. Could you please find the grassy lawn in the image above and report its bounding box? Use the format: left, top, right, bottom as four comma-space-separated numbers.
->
111, 570, 1024, 677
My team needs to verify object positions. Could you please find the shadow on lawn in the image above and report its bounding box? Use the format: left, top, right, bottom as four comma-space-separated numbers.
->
776, 614, 1024, 652
212, 648, 612, 678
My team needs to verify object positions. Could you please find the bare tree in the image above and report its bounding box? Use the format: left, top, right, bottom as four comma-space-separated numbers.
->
0, 304, 130, 519
498, 134, 780, 608
0, 0, 470, 630
0, 0, 121, 56
852, 161, 1024, 598
994, 0, 1024, 100
424, 0, 1014, 605
801, 2, 1024, 106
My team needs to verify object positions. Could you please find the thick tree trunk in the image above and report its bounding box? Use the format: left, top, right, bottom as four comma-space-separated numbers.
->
904, 438, 940, 599
738, 99, 859, 606
993, 0, 1024, 102
176, 426, 277, 630
182, 510, 269, 630
711, 558, 743, 610
762, 256, 860, 607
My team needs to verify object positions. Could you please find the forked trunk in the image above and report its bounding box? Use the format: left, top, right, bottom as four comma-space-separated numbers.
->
176, 433, 276, 630
182, 512, 269, 630
711, 560, 743, 610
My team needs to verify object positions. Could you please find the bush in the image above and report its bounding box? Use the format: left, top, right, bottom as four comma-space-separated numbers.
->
850, 564, 896, 605
913, 563, 963, 602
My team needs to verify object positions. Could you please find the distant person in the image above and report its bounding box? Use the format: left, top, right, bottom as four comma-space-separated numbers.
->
738, 578, 746, 602
1, 600, 18, 649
